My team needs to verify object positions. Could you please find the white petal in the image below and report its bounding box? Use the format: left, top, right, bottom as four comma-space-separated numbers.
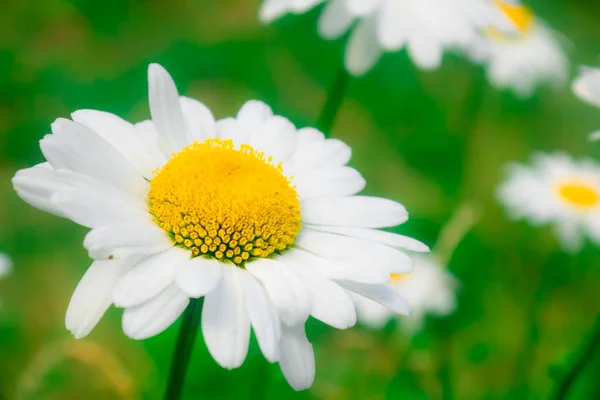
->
572, 66, 600, 108
175, 257, 222, 298
236, 100, 273, 135
307, 225, 430, 252
376, 0, 409, 50
83, 222, 173, 260
179, 96, 217, 143
301, 196, 408, 228
13, 165, 90, 218
202, 264, 251, 369
71, 110, 164, 178
346, 0, 382, 15
278, 324, 315, 391
345, 16, 382, 76
51, 187, 150, 229
250, 116, 297, 163
245, 258, 311, 326
113, 247, 189, 307
0, 254, 11, 279
407, 33, 443, 70
288, 263, 356, 329
339, 281, 411, 315
259, 0, 290, 22
41, 118, 148, 198
285, 138, 351, 174
239, 270, 281, 363
216, 117, 248, 144
318, 0, 355, 39
122, 284, 189, 340
148, 63, 188, 153
294, 166, 365, 200
66, 259, 128, 339
296, 228, 413, 274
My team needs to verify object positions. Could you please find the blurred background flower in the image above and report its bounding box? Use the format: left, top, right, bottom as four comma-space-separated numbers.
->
469, 0, 568, 97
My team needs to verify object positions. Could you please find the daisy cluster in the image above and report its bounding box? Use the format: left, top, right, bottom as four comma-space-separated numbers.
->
6, 0, 600, 396
261, 0, 568, 96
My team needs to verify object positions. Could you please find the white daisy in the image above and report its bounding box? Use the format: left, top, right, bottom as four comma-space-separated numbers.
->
572, 66, 600, 140
497, 152, 600, 252
259, 0, 512, 76
12, 63, 428, 390
469, 0, 568, 97
351, 254, 457, 333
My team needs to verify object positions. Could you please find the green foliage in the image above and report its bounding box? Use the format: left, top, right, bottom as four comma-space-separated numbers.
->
1, 0, 600, 399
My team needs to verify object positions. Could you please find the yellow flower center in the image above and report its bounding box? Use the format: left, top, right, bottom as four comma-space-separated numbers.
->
148, 138, 301, 266
557, 182, 600, 209
485, 0, 534, 40
495, 0, 534, 32
390, 274, 408, 282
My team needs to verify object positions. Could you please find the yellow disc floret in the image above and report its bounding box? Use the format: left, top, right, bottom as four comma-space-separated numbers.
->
495, 0, 534, 33
149, 138, 301, 266
485, 0, 535, 40
557, 182, 600, 209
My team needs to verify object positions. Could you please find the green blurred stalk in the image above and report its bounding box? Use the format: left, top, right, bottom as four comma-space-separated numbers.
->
551, 316, 600, 400
316, 67, 351, 136
164, 298, 204, 400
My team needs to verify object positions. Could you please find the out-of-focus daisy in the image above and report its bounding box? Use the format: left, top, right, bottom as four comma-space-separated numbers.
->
0, 254, 10, 279
0, 253, 11, 307
572, 66, 600, 140
0, 253, 11, 281
260, 0, 513, 76
13, 63, 428, 390
498, 153, 600, 251
470, 0, 568, 97
351, 254, 457, 333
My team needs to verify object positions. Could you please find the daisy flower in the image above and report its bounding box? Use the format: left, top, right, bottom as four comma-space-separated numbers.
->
572, 66, 600, 140
259, 0, 513, 76
469, 0, 568, 97
497, 152, 600, 252
351, 254, 457, 333
12, 63, 428, 390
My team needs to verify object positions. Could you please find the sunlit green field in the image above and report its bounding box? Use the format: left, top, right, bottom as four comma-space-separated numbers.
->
1, 1, 600, 399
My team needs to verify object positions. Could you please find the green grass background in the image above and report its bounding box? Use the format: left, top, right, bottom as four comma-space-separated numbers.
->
1, 0, 600, 399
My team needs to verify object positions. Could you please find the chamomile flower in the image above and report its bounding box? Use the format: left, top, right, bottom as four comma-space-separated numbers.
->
12, 63, 428, 390
470, 0, 568, 97
260, 0, 513, 75
497, 153, 600, 252
572, 66, 600, 140
351, 254, 457, 333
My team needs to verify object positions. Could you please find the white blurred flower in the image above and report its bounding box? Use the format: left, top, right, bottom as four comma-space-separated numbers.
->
498, 152, 600, 252
572, 66, 600, 140
470, 0, 568, 97
12, 63, 428, 390
260, 0, 512, 75
351, 254, 457, 333
0, 254, 11, 280
0, 253, 11, 307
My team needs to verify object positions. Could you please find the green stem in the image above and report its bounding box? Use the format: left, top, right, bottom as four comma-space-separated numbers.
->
551, 316, 600, 400
510, 263, 552, 397
164, 298, 204, 400
436, 320, 454, 400
460, 66, 487, 201
316, 67, 351, 136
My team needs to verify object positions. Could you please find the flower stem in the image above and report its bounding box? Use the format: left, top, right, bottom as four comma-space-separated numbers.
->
316, 67, 351, 137
164, 297, 204, 400
551, 316, 600, 400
